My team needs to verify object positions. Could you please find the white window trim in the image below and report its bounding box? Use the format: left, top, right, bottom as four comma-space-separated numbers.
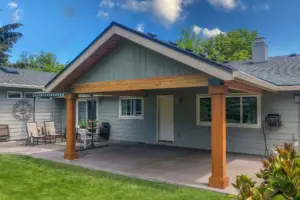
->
76, 98, 99, 127
39, 96, 52, 100
119, 97, 144, 119
7, 91, 22, 99
24, 92, 34, 99
196, 93, 261, 128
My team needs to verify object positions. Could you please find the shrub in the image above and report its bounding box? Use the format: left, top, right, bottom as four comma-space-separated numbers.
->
228, 143, 300, 200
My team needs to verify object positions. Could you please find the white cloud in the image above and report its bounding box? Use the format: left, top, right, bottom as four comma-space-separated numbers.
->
152, 0, 184, 26
120, 0, 194, 26
207, 0, 237, 10
12, 8, 23, 22
121, 0, 152, 12
97, 10, 109, 18
193, 25, 202, 35
136, 23, 144, 32
253, 3, 270, 11
193, 25, 225, 38
7, 2, 18, 9
99, 0, 115, 8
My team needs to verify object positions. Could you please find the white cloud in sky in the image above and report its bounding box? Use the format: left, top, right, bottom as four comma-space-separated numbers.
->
193, 25, 225, 38
99, 0, 115, 8
120, 0, 194, 26
97, 10, 109, 18
7, 2, 18, 9
136, 23, 144, 32
7, 2, 23, 22
253, 3, 270, 11
206, 0, 237, 10
121, 0, 151, 12
193, 25, 202, 35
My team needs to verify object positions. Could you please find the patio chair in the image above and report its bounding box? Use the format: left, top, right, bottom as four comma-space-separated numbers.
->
78, 128, 92, 149
26, 122, 43, 146
0, 124, 9, 141
44, 121, 64, 143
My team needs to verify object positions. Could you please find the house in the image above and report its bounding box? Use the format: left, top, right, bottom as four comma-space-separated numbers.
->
0, 67, 67, 140
19, 22, 300, 189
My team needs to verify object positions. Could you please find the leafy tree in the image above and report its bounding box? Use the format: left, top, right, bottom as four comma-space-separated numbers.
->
13, 51, 66, 73
0, 23, 23, 65
177, 28, 258, 62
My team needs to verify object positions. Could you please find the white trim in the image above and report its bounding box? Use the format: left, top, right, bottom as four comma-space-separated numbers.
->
39, 96, 52, 100
24, 92, 34, 99
7, 91, 22, 99
76, 98, 99, 126
196, 93, 261, 129
0, 83, 44, 89
119, 97, 144, 119
156, 95, 174, 142
233, 71, 277, 92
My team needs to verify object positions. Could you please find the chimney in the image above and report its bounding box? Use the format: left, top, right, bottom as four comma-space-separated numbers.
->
252, 37, 268, 63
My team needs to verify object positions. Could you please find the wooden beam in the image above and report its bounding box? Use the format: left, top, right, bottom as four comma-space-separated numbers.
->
64, 94, 78, 160
224, 80, 262, 93
208, 85, 229, 189
98, 91, 146, 97
72, 74, 209, 93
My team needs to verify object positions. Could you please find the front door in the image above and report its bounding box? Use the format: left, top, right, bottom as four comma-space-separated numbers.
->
157, 95, 174, 142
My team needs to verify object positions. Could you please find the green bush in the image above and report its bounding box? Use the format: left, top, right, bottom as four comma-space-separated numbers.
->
228, 143, 300, 200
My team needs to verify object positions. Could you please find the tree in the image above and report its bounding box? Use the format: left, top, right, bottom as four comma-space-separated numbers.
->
0, 23, 23, 65
14, 51, 66, 73
177, 28, 258, 62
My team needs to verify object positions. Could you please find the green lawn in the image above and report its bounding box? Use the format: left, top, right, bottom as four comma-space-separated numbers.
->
0, 154, 225, 200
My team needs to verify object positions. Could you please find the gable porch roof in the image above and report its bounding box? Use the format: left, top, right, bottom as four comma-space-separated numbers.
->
45, 22, 281, 93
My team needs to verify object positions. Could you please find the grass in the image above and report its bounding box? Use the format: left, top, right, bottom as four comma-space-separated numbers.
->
0, 154, 226, 200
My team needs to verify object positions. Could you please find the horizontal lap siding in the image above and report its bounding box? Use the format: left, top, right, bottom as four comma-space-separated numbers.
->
96, 89, 299, 155
0, 88, 65, 140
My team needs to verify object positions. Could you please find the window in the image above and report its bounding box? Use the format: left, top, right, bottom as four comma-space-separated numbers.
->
7, 91, 22, 99
39, 96, 52, 100
25, 92, 34, 99
196, 94, 261, 128
76, 99, 98, 126
119, 97, 143, 119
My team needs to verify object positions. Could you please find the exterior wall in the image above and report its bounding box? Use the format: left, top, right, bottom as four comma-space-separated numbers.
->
96, 89, 299, 155
0, 88, 65, 140
76, 40, 202, 84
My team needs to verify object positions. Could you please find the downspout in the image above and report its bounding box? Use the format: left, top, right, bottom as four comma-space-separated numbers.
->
33, 97, 36, 122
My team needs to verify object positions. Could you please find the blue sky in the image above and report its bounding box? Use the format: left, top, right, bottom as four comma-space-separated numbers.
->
0, 0, 299, 64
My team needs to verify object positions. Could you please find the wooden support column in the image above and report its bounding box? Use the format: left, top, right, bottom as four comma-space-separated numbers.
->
64, 93, 78, 160
208, 85, 229, 189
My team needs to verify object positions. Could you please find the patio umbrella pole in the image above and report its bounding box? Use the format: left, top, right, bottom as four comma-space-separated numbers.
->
90, 94, 95, 148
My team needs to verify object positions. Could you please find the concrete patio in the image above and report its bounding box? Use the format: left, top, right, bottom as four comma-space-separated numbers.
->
0, 141, 263, 194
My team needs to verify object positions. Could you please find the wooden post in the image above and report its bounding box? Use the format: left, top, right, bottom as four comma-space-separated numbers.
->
208, 85, 229, 189
64, 93, 78, 160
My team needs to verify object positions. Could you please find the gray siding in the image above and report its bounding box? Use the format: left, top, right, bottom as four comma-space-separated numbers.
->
96, 89, 299, 155
76, 41, 202, 84
0, 88, 64, 140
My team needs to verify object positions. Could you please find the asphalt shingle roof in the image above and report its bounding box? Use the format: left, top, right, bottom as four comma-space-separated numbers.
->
228, 54, 300, 86
0, 67, 56, 87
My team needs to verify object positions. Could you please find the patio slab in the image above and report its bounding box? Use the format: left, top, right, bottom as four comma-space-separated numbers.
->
0, 141, 263, 194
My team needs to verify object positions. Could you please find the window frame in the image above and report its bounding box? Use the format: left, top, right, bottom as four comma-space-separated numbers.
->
76, 98, 99, 127
7, 91, 22, 99
119, 97, 144, 119
24, 92, 34, 99
196, 93, 261, 128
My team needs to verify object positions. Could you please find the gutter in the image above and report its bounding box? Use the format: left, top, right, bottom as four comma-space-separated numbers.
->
0, 83, 44, 90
